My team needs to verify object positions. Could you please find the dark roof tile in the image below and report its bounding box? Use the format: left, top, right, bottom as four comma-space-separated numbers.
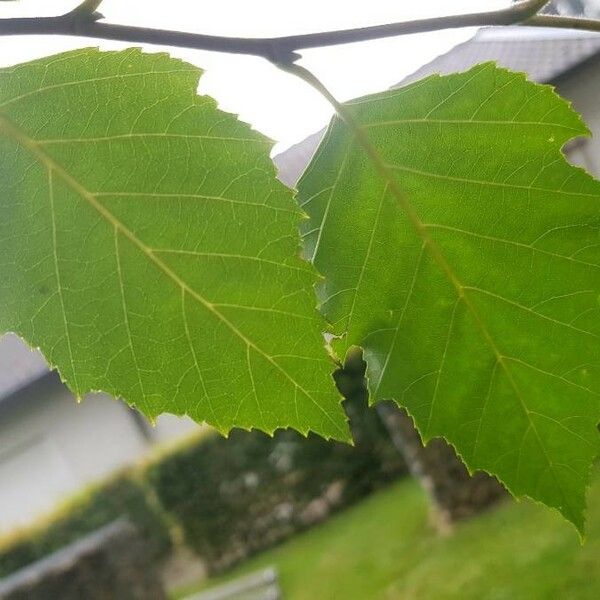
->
399, 27, 600, 86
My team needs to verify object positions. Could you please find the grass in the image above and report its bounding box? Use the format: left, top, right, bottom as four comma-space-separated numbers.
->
174, 472, 600, 599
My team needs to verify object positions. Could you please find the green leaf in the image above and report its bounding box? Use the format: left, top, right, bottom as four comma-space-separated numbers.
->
0, 48, 347, 441
298, 63, 600, 531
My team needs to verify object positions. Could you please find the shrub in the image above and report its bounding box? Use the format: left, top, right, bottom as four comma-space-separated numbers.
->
0, 471, 172, 578
148, 384, 406, 573
0, 361, 405, 577
0, 520, 167, 600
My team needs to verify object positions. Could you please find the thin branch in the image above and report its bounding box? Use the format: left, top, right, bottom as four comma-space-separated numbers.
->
526, 14, 600, 33
68, 0, 103, 18
0, 1, 553, 64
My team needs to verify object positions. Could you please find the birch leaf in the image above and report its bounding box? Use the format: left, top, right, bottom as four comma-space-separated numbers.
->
298, 63, 600, 531
0, 49, 347, 441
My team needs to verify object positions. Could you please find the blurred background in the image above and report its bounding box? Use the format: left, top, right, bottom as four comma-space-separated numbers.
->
1, 1, 600, 598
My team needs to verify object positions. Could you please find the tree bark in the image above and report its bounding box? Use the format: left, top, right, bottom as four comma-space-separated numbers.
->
335, 348, 506, 529
376, 401, 506, 527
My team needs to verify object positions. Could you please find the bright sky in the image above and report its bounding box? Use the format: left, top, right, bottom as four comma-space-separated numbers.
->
0, 0, 508, 150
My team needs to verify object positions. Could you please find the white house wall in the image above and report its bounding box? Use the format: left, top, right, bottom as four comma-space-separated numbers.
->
0, 376, 150, 533
152, 413, 201, 444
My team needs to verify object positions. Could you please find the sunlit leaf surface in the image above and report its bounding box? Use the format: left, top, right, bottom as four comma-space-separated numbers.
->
0, 49, 347, 441
298, 64, 600, 530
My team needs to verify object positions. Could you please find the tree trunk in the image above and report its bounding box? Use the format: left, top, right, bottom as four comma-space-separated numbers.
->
335, 347, 506, 529
376, 401, 506, 527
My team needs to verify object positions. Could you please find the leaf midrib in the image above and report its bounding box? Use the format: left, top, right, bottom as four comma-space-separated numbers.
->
0, 113, 344, 437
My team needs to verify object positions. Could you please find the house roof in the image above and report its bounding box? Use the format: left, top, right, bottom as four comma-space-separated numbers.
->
274, 130, 325, 189
0, 334, 50, 401
274, 26, 600, 187
3, 26, 600, 402
399, 26, 600, 86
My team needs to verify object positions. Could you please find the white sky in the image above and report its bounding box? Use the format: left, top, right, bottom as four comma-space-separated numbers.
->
0, 0, 508, 150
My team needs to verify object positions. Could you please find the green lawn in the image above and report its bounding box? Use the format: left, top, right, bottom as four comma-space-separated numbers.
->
174, 472, 600, 599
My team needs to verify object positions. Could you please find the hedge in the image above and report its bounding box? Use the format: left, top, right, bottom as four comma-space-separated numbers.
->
0, 520, 166, 600
0, 471, 172, 578
147, 361, 406, 573
0, 354, 406, 578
